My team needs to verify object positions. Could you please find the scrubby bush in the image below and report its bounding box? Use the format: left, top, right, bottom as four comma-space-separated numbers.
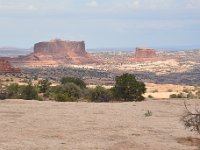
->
7, 83, 20, 98
176, 93, 185, 98
89, 86, 113, 102
144, 110, 152, 117
20, 83, 38, 100
169, 93, 185, 99
195, 90, 200, 98
182, 102, 200, 134
62, 83, 82, 100
183, 88, 190, 93
6, 82, 39, 100
0, 85, 7, 100
186, 92, 196, 99
170, 94, 178, 98
60, 77, 86, 89
45, 83, 83, 102
148, 95, 154, 98
112, 73, 146, 101
37, 79, 51, 93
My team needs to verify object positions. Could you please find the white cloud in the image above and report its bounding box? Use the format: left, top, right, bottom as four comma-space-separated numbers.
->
86, 0, 98, 8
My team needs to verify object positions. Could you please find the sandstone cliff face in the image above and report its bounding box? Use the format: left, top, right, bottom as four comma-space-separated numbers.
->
13, 39, 97, 66
0, 59, 21, 73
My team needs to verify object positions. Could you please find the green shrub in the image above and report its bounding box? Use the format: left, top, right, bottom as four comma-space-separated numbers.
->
183, 88, 190, 93
169, 94, 177, 98
45, 83, 83, 102
60, 77, 86, 89
7, 83, 20, 98
37, 79, 51, 93
144, 110, 152, 117
112, 73, 146, 101
0, 86, 7, 100
176, 93, 185, 98
6, 82, 39, 100
195, 90, 200, 98
54, 93, 71, 102
62, 83, 82, 100
148, 95, 154, 98
187, 92, 196, 99
20, 83, 39, 100
169, 93, 185, 99
89, 86, 113, 102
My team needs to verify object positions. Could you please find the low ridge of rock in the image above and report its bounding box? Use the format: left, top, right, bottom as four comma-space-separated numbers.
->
0, 58, 21, 73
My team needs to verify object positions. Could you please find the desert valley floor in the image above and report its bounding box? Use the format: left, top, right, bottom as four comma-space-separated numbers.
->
0, 99, 200, 150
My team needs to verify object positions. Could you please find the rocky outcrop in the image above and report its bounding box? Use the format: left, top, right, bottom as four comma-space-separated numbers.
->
34, 39, 86, 55
133, 47, 158, 61
12, 39, 97, 66
135, 48, 157, 58
0, 59, 21, 73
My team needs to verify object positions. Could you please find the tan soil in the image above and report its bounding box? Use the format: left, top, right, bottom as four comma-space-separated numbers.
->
0, 99, 200, 150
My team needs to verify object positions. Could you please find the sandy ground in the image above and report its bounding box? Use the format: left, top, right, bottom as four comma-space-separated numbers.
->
0, 99, 200, 150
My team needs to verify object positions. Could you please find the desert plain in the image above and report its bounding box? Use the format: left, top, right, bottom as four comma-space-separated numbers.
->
0, 99, 200, 150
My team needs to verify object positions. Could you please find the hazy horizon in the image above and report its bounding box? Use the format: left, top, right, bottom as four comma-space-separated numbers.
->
0, 0, 200, 49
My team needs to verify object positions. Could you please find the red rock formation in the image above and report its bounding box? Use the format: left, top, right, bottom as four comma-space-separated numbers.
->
135, 48, 157, 58
12, 39, 97, 66
133, 47, 158, 61
0, 59, 21, 73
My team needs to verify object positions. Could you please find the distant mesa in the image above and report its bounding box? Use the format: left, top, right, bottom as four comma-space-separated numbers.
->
0, 58, 21, 73
135, 47, 157, 58
12, 39, 98, 66
132, 47, 158, 61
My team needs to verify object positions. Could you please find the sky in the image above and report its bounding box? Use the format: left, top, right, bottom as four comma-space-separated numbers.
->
0, 0, 200, 49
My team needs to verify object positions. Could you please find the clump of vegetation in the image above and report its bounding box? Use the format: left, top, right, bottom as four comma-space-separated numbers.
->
3, 74, 146, 102
37, 79, 51, 93
186, 92, 196, 99
45, 83, 83, 102
6, 81, 39, 100
169, 93, 185, 99
148, 95, 154, 98
183, 88, 191, 94
43, 77, 88, 102
60, 77, 86, 89
20, 82, 39, 100
182, 102, 200, 134
0, 82, 7, 100
112, 73, 146, 102
144, 110, 152, 117
89, 86, 113, 102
